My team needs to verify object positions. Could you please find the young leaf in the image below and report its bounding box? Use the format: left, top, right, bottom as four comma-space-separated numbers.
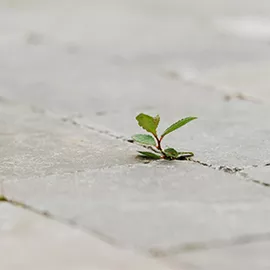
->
153, 114, 160, 127
132, 134, 156, 146
161, 117, 197, 138
164, 148, 179, 159
137, 151, 161, 159
136, 113, 160, 136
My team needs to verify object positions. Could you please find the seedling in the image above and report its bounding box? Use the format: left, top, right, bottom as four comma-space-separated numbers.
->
132, 113, 197, 160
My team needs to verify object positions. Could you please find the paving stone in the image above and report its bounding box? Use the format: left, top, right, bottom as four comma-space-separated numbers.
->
0, 100, 138, 178
162, 241, 270, 270
4, 162, 270, 252
0, 202, 172, 270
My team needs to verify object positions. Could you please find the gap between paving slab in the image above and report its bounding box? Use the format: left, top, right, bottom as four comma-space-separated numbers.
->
0, 202, 174, 270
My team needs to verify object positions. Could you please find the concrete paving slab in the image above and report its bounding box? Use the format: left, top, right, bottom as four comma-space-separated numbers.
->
0, 99, 138, 178
0, 202, 173, 270
163, 241, 270, 270
4, 162, 270, 253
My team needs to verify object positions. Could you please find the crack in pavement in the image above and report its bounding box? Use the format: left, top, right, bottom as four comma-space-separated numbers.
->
192, 159, 270, 188
0, 191, 119, 246
149, 231, 270, 257
0, 95, 129, 143
61, 116, 129, 142
0, 193, 52, 218
191, 159, 244, 174
238, 170, 270, 188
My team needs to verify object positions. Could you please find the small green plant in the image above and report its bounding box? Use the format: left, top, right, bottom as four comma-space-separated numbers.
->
132, 113, 197, 160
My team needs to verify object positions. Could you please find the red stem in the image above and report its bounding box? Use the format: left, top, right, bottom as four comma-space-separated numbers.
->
154, 135, 166, 157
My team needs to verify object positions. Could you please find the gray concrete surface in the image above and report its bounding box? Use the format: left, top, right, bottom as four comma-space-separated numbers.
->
4, 160, 270, 252
0, 202, 172, 270
0, 99, 138, 179
1, 0, 270, 269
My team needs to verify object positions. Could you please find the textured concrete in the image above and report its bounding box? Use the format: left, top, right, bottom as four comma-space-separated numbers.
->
0, 202, 172, 270
0, 99, 138, 178
1, 0, 270, 269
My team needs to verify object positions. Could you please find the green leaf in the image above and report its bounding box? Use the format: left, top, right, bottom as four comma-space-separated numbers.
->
164, 148, 179, 159
161, 117, 197, 137
153, 114, 160, 127
137, 151, 161, 159
132, 134, 156, 146
136, 113, 160, 136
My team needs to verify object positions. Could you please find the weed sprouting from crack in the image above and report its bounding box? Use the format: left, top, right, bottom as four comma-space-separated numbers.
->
131, 113, 197, 160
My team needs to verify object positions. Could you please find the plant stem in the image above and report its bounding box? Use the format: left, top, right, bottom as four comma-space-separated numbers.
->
154, 135, 166, 158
